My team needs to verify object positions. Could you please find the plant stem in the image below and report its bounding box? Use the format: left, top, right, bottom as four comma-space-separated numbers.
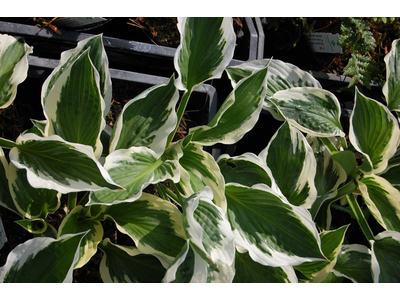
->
310, 180, 357, 219
340, 136, 348, 150
167, 89, 193, 146
333, 180, 358, 201
319, 137, 337, 153
67, 192, 77, 212
0, 137, 17, 149
77, 191, 90, 206
168, 181, 183, 206
155, 183, 169, 201
346, 193, 375, 241
164, 186, 180, 204
155, 183, 181, 206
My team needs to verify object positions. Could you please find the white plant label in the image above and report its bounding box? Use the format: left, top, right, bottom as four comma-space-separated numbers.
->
307, 32, 343, 54
0, 218, 6, 250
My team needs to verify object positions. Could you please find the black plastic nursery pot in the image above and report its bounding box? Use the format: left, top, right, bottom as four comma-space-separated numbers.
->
0, 18, 262, 76
0, 17, 265, 106
0, 19, 177, 78
0, 17, 265, 134
0, 17, 268, 159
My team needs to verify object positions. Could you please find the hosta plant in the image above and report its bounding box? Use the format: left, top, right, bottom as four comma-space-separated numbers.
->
0, 17, 400, 283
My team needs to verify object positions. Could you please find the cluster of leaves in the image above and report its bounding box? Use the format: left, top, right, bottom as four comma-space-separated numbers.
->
341, 52, 380, 90
0, 17, 400, 283
371, 17, 399, 24
264, 17, 400, 92
338, 17, 381, 90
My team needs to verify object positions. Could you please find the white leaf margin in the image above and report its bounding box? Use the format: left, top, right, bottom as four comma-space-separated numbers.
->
183, 186, 235, 266
259, 122, 318, 209
42, 48, 105, 158
0, 231, 88, 283
0, 34, 33, 109
41, 34, 112, 116
180, 143, 227, 212
383, 39, 400, 111
332, 243, 371, 282
189, 64, 268, 147
109, 76, 179, 157
270, 87, 345, 138
358, 174, 400, 231
349, 90, 400, 175
217, 151, 283, 196
162, 239, 235, 283
174, 17, 236, 91
370, 230, 400, 283
9, 133, 119, 194
229, 182, 324, 267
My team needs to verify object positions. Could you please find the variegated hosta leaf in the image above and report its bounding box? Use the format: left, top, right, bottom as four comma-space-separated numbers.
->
217, 152, 274, 188
162, 240, 195, 283
225, 183, 325, 267
8, 162, 60, 219
358, 174, 400, 231
174, 17, 235, 92
259, 121, 317, 208
43, 48, 105, 158
98, 238, 166, 283
30, 119, 47, 136
16, 219, 57, 238
181, 186, 235, 266
0, 147, 19, 215
0, 34, 33, 109
269, 87, 345, 137
15, 218, 47, 234
89, 144, 181, 206
39, 222, 58, 239
42, 34, 112, 115
226, 58, 322, 107
332, 244, 373, 283
0, 231, 88, 283
189, 64, 268, 146
0, 137, 17, 149
110, 76, 179, 156
217, 152, 285, 205
83, 204, 107, 220
371, 230, 400, 282
9, 134, 120, 194
307, 136, 347, 219
383, 39, 400, 111
103, 193, 186, 267
330, 149, 357, 177
22, 124, 45, 137
320, 271, 344, 283
349, 88, 400, 174
294, 225, 348, 283
163, 239, 235, 283
178, 142, 226, 211
233, 251, 298, 283
58, 205, 103, 269
313, 198, 337, 231
380, 156, 400, 190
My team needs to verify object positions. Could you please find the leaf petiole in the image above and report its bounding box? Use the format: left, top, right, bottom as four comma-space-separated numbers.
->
67, 192, 77, 213
346, 193, 375, 242
167, 89, 193, 146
